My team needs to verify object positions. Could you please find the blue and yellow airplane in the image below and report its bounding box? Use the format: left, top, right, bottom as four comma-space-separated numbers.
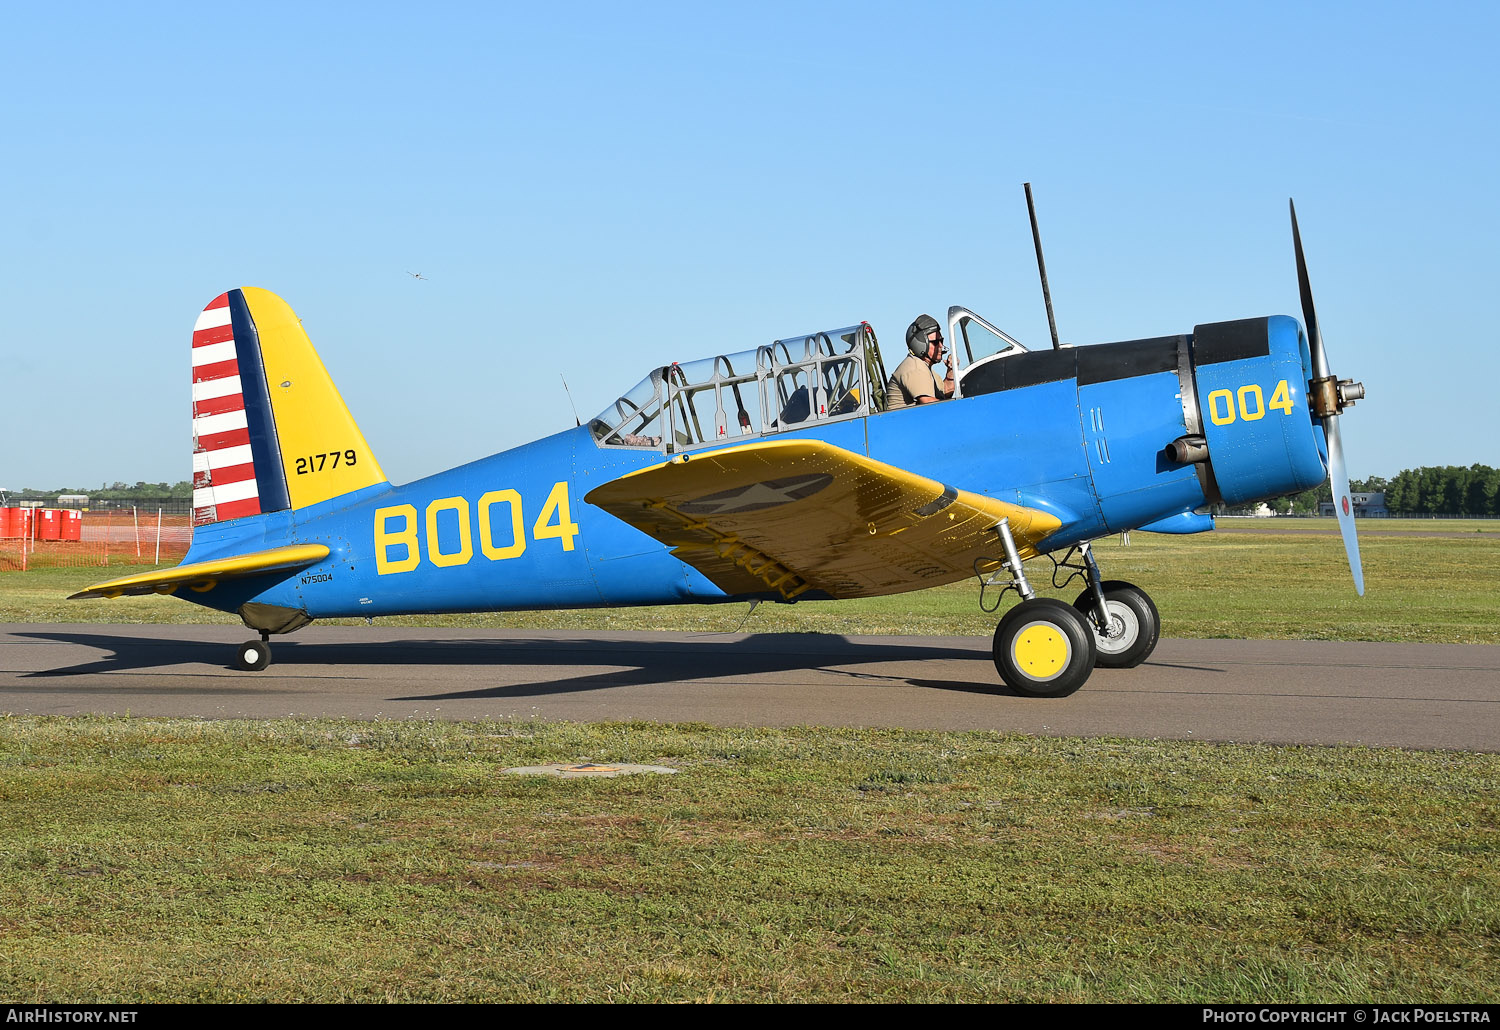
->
71, 202, 1364, 697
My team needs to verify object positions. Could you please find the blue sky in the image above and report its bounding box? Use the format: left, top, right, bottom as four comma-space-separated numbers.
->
2, 0, 1495, 490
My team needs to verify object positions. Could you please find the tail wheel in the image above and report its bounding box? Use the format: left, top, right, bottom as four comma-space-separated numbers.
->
992, 598, 1097, 698
1072, 580, 1160, 669
235, 640, 272, 672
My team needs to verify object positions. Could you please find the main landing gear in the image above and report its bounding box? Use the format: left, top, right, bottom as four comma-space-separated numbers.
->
981, 523, 1160, 697
235, 632, 273, 672
1073, 579, 1159, 669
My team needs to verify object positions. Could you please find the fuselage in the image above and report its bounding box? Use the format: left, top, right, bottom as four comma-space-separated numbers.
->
181, 312, 1325, 621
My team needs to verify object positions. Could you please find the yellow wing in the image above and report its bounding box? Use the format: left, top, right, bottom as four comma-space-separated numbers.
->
67, 544, 330, 600
585, 439, 1061, 600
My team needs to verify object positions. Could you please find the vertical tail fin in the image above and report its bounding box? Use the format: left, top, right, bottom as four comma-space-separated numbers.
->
191, 288, 386, 525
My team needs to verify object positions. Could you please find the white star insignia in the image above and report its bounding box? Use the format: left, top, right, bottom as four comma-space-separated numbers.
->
679, 474, 832, 515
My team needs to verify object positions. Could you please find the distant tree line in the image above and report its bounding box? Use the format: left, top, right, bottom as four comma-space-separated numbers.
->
1261, 465, 1499, 516
1383, 465, 1500, 516
3, 482, 193, 505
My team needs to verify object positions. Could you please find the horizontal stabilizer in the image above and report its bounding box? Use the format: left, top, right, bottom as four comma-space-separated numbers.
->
586, 439, 1060, 599
67, 544, 330, 600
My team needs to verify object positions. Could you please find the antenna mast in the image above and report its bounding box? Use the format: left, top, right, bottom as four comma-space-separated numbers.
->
1024, 183, 1062, 351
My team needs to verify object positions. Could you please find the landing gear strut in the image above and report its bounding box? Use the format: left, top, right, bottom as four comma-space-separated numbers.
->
235, 631, 272, 672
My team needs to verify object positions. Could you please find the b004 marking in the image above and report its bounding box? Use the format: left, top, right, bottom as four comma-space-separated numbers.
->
374, 482, 579, 574
1207, 380, 1294, 426
295, 450, 358, 475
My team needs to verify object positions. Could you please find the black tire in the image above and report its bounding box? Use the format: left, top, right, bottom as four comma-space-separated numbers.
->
1072, 580, 1160, 669
992, 597, 1098, 698
235, 639, 272, 672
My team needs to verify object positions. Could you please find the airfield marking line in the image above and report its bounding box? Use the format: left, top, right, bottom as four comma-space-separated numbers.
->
1083, 688, 1500, 704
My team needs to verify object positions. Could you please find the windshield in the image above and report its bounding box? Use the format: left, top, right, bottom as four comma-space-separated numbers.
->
949, 307, 1027, 366
589, 367, 667, 448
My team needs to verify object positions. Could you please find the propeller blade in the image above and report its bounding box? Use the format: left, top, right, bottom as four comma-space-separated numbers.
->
1324, 412, 1365, 596
1290, 198, 1329, 381
1291, 198, 1363, 595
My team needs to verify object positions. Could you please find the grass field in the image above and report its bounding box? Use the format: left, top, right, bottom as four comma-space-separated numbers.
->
1, 717, 1495, 1003
6, 522, 1499, 643
3, 524, 1496, 1002
1217, 517, 1500, 533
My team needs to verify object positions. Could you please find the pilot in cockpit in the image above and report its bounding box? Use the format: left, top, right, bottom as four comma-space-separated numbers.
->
885, 314, 955, 410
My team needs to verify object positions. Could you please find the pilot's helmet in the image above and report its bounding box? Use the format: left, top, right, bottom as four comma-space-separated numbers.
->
906, 314, 942, 358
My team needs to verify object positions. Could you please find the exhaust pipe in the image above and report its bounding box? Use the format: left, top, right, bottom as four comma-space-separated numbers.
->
1167, 434, 1209, 465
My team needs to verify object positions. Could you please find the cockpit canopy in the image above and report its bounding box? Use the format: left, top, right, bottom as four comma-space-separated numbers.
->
589, 307, 1032, 453
591, 324, 888, 453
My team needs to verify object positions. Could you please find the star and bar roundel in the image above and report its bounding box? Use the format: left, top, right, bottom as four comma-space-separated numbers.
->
677, 474, 834, 516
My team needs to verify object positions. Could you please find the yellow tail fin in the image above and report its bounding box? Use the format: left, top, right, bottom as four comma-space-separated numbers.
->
191, 288, 386, 524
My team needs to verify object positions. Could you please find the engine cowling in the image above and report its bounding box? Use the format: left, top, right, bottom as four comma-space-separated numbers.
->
1186, 315, 1327, 505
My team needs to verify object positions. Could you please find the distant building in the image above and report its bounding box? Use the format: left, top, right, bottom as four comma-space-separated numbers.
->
57, 494, 89, 507
1319, 491, 1388, 517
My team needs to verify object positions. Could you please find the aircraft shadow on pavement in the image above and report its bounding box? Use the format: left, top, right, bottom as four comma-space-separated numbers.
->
15, 629, 1018, 698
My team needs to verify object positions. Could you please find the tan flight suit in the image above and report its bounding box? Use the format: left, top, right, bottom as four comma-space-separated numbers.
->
885, 354, 947, 411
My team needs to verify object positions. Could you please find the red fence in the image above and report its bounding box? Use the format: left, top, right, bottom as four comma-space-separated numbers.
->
1, 508, 192, 572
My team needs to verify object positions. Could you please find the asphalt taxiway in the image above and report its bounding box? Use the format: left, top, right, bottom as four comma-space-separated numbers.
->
2, 624, 1496, 750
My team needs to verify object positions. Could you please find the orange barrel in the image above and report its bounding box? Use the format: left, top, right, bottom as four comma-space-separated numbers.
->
0, 508, 16, 538
16, 508, 33, 539
61, 509, 83, 542
36, 508, 61, 541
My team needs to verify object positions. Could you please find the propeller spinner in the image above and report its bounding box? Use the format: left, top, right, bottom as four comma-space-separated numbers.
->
1290, 199, 1366, 595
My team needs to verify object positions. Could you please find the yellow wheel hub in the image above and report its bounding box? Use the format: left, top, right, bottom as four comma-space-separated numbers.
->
1011, 622, 1070, 681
